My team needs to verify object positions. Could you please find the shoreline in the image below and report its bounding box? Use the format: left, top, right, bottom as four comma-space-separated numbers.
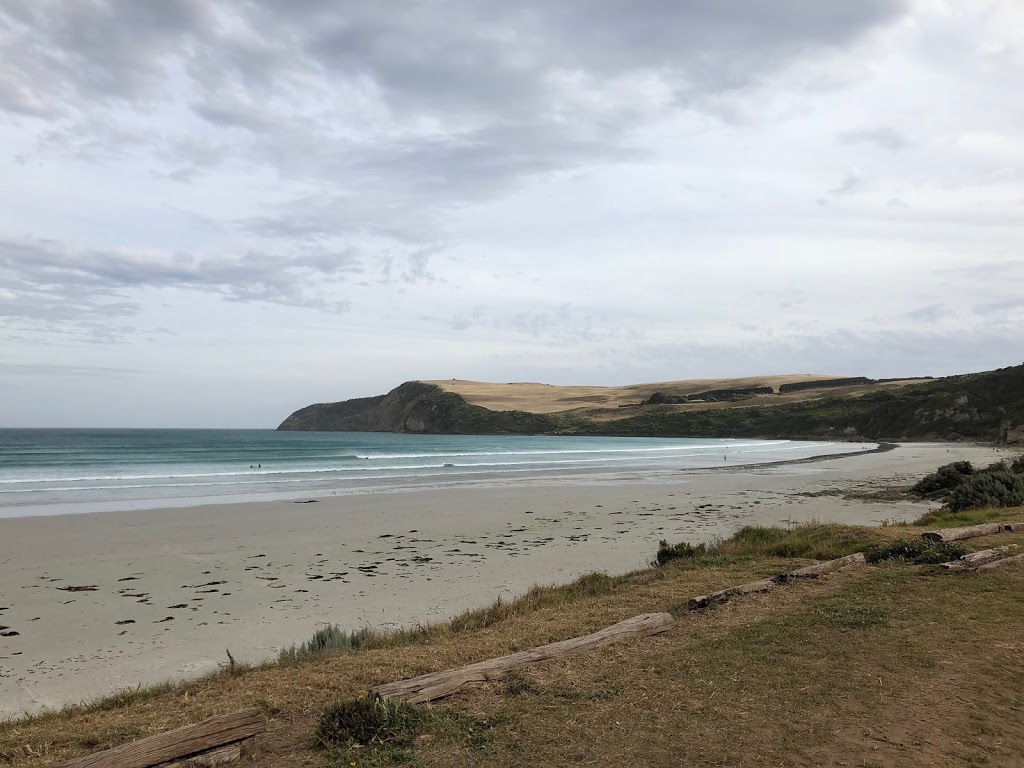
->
0, 441, 1017, 717
1, 439, 877, 522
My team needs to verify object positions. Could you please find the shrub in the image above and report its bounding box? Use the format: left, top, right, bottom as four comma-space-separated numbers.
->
864, 539, 966, 565
912, 461, 975, 496
315, 696, 421, 748
1011, 455, 1024, 474
946, 471, 1024, 513
279, 624, 375, 663
655, 539, 707, 565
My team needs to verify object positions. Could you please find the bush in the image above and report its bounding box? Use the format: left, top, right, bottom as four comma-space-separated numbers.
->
912, 461, 975, 496
946, 471, 1024, 513
1011, 455, 1024, 474
279, 624, 375, 663
315, 696, 421, 748
655, 539, 707, 565
864, 539, 966, 565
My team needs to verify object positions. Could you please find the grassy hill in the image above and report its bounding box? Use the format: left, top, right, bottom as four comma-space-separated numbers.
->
279, 364, 1024, 443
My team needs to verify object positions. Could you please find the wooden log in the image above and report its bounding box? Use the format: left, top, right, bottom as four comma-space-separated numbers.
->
939, 545, 1019, 570
921, 523, 1005, 542
772, 552, 865, 583
976, 552, 1024, 571
52, 709, 264, 768
1002, 522, 1024, 532
372, 612, 673, 704
164, 743, 243, 768
687, 578, 775, 611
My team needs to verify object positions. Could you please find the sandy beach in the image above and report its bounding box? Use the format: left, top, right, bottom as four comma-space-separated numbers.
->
0, 441, 1014, 717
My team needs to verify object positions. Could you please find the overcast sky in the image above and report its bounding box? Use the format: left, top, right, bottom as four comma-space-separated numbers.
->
1, 1, 1022, 428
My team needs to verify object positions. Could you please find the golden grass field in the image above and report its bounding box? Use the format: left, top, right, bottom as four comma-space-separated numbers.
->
426, 375, 926, 420
4, 507, 1023, 768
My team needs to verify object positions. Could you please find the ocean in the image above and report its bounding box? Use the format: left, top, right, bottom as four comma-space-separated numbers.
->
0, 429, 861, 517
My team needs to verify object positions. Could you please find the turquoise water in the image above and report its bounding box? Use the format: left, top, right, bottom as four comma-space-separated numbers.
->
0, 429, 855, 517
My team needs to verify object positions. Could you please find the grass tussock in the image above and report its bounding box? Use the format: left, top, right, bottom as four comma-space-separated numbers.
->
315, 696, 422, 748
913, 504, 1023, 528
657, 522, 886, 567
278, 571, 619, 667
864, 539, 967, 565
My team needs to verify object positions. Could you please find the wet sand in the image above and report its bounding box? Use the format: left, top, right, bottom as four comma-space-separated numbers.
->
0, 441, 1013, 717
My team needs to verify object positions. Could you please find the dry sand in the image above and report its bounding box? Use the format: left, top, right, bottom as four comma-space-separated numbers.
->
0, 441, 1014, 717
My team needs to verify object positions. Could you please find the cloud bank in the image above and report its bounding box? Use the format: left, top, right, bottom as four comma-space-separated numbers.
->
1, 0, 1022, 426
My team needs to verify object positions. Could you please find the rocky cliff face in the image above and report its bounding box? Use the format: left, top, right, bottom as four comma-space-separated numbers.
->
278, 381, 445, 432
278, 381, 566, 434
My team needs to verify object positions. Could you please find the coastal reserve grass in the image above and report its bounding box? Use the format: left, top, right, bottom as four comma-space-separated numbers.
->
3, 514, 1024, 768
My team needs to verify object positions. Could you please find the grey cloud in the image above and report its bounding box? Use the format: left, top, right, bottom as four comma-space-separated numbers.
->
827, 170, 864, 196
0, 1, 212, 116
906, 304, 948, 323
631, 328, 1019, 382
0, 362, 146, 377
839, 125, 910, 151
973, 297, 1024, 316
934, 260, 1024, 280
3, 1, 908, 217
0, 236, 361, 335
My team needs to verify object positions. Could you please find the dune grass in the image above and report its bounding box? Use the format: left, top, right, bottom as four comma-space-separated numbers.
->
656, 521, 887, 567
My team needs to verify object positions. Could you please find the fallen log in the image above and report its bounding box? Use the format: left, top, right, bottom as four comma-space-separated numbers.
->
372, 612, 673, 704
940, 545, 1019, 570
51, 709, 264, 768
921, 523, 1005, 542
165, 743, 243, 768
976, 552, 1024, 571
773, 552, 866, 583
688, 578, 775, 611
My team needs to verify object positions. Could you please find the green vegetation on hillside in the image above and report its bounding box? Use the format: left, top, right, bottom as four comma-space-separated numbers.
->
278, 364, 1024, 443
576, 364, 1024, 442
644, 386, 774, 405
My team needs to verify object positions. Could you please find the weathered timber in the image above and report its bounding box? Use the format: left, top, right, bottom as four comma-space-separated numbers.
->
772, 552, 866, 583
940, 545, 1019, 570
688, 578, 775, 611
164, 743, 243, 768
921, 523, 1006, 542
976, 552, 1024, 571
51, 709, 264, 768
1003, 522, 1024, 532
372, 612, 673, 704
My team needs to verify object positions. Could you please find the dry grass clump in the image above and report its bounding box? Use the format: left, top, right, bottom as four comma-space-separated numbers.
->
656, 521, 886, 567
864, 538, 967, 565
277, 571, 620, 667
315, 696, 421, 749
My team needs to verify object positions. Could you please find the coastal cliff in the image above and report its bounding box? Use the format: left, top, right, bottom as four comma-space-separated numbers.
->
277, 381, 562, 434
277, 364, 1024, 443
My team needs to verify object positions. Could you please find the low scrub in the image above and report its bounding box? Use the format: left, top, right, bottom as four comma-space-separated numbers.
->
279, 625, 376, 663
911, 456, 1024, 516
913, 461, 976, 496
864, 539, 966, 565
655, 540, 708, 565
315, 696, 421, 748
656, 523, 885, 567
946, 471, 1024, 513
